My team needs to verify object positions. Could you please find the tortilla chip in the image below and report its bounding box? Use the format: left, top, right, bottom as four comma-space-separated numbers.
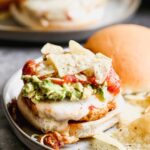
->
42, 41, 112, 83
41, 43, 64, 55
94, 53, 112, 84
69, 40, 95, 57
47, 53, 93, 77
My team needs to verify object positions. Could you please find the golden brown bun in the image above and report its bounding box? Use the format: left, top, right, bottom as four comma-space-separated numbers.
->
85, 24, 150, 94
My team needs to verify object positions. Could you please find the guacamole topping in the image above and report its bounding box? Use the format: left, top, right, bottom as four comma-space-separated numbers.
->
22, 75, 105, 103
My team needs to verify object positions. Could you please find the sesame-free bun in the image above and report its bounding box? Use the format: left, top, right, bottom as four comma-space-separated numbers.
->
85, 24, 150, 94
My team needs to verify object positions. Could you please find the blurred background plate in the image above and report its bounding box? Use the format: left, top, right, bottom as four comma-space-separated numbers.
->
0, 0, 141, 43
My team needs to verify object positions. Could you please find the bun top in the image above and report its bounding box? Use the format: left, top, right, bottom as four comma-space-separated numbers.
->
85, 24, 150, 94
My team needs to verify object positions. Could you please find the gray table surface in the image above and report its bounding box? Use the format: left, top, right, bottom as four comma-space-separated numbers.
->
0, 4, 150, 150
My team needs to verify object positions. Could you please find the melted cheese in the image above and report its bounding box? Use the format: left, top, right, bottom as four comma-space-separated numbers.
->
36, 95, 113, 122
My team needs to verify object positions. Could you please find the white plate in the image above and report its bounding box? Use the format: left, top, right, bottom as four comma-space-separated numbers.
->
0, 0, 140, 42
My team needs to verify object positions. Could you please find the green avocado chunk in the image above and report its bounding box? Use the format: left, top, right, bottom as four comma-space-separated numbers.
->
22, 75, 106, 102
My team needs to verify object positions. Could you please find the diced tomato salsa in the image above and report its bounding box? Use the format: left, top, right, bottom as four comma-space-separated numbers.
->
22, 60, 37, 75
106, 67, 120, 95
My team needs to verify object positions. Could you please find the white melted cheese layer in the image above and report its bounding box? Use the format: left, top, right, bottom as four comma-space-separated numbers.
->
36, 95, 113, 122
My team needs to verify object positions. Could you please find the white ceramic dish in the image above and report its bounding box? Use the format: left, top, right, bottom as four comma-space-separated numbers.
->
0, 0, 140, 42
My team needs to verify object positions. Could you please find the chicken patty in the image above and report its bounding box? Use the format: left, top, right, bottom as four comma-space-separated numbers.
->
80, 101, 116, 122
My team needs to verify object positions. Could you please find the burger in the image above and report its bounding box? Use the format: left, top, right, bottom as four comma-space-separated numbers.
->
10, 0, 107, 30
17, 40, 123, 149
85, 24, 150, 100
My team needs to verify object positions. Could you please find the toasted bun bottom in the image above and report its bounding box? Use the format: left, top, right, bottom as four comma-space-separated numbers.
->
17, 94, 123, 138
10, 4, 104, 31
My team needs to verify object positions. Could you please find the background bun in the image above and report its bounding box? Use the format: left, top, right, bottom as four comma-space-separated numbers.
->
85, 24, 150, 94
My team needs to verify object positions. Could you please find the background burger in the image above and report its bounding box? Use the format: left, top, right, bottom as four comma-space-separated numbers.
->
10, 0, 107, 30
17, 41, 123, 149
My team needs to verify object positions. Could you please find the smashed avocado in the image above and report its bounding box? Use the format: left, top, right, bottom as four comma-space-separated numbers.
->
22, 75, 105, 103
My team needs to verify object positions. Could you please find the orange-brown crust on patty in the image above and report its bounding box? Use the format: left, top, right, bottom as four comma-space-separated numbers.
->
80, 101, 116, 122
